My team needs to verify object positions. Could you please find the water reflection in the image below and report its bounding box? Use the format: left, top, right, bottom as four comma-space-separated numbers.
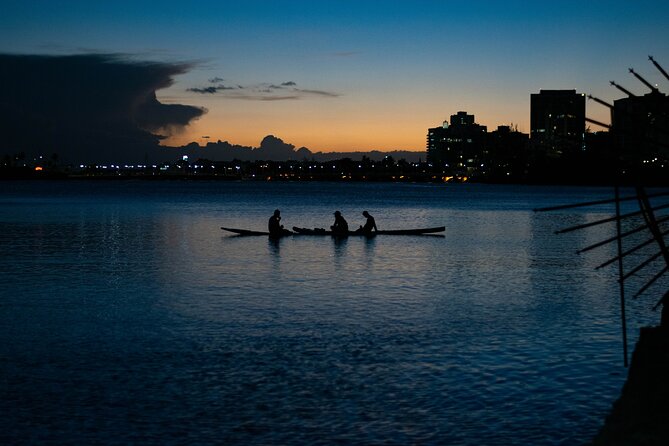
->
268, 236, 282, 257
0, 181, 633, 445
332, 236, 348, 264
364, 234, 377, 255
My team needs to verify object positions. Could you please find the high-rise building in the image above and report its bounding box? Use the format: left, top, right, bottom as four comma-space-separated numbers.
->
530, 89, 585, 156
426, 111, 487, 175
612, 90, 669, 167
486, 125, 529, 179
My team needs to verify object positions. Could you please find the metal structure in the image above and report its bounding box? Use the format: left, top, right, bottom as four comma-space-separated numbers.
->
536, 57, 669, 367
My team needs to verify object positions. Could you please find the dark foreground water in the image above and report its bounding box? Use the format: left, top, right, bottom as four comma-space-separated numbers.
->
0, 180, 660, 445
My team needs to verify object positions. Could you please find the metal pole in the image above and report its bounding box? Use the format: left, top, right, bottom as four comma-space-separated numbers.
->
615, 185, 629, 367
636, 186, 669, 267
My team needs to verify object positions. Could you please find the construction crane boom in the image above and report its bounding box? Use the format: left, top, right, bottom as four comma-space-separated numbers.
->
629, 68, 659, 93
610, 80, 636, 97
649, 55, 669, 82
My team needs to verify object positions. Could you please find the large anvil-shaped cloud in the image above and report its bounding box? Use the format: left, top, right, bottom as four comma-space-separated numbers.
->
0, 53, 205, 163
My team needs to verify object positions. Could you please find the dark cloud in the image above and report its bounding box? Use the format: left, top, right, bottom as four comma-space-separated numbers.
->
0, 53, 205, 163
258, 82, 297, 90
171, 135, 311, 162
170, 135, 423, 163
208, 77, 224, 83
203, 92, 300, 101
255, 135, 298, 160
186, 79, 339, 100
188, 84, 237, 94
188, 86, 219, 94
135, 92, 204, 131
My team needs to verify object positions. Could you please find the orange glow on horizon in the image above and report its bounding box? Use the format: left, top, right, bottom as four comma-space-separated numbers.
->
159, 91, 613, 153
160, 116, 429, 152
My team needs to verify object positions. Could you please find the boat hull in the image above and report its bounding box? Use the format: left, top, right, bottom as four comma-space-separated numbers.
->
221, 226, 445, 236
291, 226, 445, 236
221, 227, 293, 236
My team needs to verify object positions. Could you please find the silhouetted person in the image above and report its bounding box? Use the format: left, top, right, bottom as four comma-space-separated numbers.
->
331, 210, 349, 235
268, 209, 289, 237
356, 210, 377, 234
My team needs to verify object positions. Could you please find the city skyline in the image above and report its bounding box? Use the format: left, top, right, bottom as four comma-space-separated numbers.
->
2, 1, 669, 155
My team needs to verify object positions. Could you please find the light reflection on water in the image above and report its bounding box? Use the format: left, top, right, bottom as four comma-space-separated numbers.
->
0, 180, 656, 445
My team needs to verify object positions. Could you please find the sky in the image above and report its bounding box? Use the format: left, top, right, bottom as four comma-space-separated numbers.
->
2, 0, 669, 154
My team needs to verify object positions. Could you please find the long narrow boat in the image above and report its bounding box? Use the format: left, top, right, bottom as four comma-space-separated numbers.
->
221, 227, 293, 236
221, 226, 445, 236
291, 226, 445, 236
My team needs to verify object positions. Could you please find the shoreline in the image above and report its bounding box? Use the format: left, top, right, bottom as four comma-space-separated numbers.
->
592, 326, 669, 445
3, 171, 668, 187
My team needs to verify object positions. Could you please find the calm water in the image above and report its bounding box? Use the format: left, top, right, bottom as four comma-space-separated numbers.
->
0, 180, 658, 445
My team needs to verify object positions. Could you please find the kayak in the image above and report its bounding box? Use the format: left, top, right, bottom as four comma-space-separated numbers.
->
221, 227, 293, 236
291, 226, 445, 236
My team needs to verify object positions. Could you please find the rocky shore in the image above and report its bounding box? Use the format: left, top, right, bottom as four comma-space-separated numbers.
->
592, 326, 669, 445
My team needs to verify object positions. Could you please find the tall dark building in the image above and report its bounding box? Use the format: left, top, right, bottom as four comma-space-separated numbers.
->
486, 125, 530, 179
612, 90, 669, 167
530, 89, 586, 156
426, 111, 487, 175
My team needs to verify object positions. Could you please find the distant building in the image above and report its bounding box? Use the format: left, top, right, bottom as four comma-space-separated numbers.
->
530, 89, 586, 157
486, 125, 530, 179
612, 90, 669, 169
426, 111, 487, 175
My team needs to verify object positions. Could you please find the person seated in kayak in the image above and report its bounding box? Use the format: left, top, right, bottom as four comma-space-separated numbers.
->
355, 210, 378, 234
330, 210, 349, 235
268, 209, 290, 236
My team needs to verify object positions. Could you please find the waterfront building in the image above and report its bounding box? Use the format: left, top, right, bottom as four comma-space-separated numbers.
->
426, 111, 487, 176
612, 90, 669, 171
530, 89, 586, 157
486, 125, 530, 179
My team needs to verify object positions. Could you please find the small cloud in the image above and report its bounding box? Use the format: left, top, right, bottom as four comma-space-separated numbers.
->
261, 95, 300, 101
188, 86, 219, 94
187, 79, 339, 100
209, 77, 224, 83
187, 84, 237, 94
295, 88, 340, 98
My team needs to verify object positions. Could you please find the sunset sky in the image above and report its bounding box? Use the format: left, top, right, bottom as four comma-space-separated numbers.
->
2, 0, 669, 153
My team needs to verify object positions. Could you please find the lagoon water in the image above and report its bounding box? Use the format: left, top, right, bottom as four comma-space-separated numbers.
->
0, 180, 657, 445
